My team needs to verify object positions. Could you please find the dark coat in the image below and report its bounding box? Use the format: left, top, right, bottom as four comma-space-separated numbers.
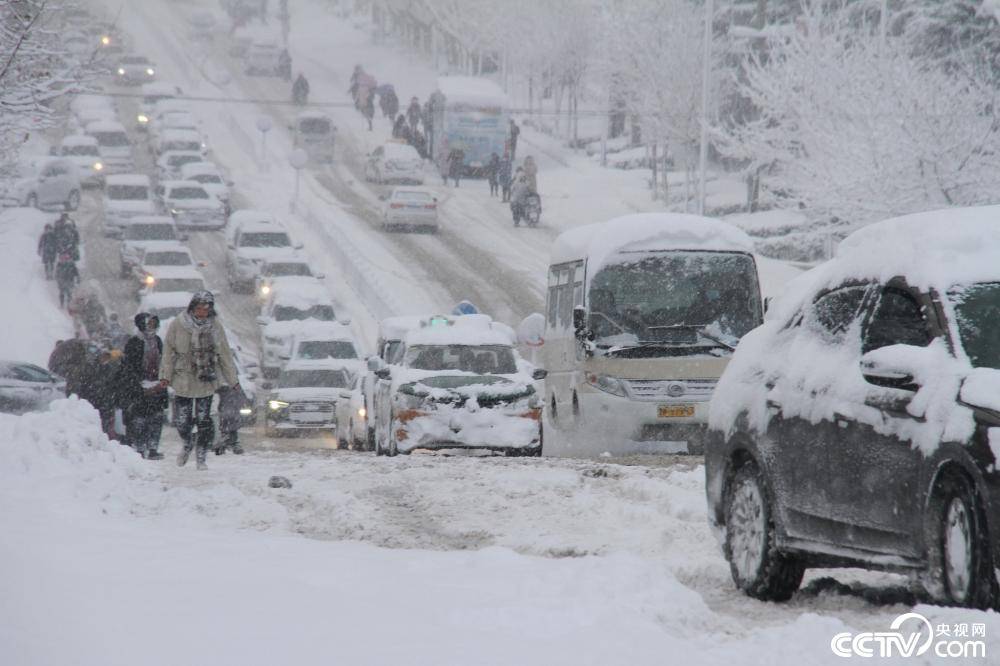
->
486, 154, 500, 184
380, 89, 399, 118
448, 149, 465, 178
55, 261, 79, 290
498, 157, 513, 186
52, 222, 79, 255
218, 385, 249, 432
38, 231, 57, 261
122, 336, 168, 415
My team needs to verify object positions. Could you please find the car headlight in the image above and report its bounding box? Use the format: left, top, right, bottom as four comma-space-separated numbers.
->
585, 372, 627, 397
146, 68, 155, 76
239, 407, 253, 416
259, 284, 271, 296
93, 162, 103, 171
137, 114, 149, 124
118, 68, 125, 75
170, 208, 180, 215
357, 407, 367, 418
268, 399, 289, 411
101, 36, 111, 46
144, 274, 155, 286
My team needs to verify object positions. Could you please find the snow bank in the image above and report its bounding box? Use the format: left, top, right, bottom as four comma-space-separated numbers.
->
0, 207, 75, 365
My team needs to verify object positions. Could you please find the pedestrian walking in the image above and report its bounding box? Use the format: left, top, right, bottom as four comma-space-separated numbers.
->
123, 313, 168, 459
498, 152, 513, 202
392, 113, 408, 140
378, 84, 398, 119
54, 252, 79, 308
406, 96, 421, 133
159, 291, 240, 471
80, 348, 125, 441
215, 383, 249, 455
52, 213, 80, 259
361, 89, 375, 131
508, 119, 520, 160
522, 155, 538, 193
486, 152, 500, 197
447, 147, 464, 188
38, 223, 57, 279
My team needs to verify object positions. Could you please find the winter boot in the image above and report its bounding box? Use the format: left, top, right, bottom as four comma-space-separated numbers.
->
196, 460, 208, 471
231, 443, 244, 455
214, 447, 226, 455
177, 447, 191, 467
146, 450, 164, 460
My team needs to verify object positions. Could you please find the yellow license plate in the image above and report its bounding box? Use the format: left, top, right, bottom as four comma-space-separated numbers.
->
658, 404, 695, 418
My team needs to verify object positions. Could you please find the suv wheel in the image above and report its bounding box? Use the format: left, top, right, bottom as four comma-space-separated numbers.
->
724, 463, 803, 601
66, 190, 80, 211
925, 473, 996, 608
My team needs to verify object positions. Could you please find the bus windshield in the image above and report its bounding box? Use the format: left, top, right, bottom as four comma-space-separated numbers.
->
588, 251, 761, 353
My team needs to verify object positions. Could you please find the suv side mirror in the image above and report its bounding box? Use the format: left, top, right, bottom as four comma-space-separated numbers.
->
860, 345, 928, 392
531, 368, 548, 380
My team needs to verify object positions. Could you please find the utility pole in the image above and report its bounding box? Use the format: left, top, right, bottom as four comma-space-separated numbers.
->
697, 0, 714, 216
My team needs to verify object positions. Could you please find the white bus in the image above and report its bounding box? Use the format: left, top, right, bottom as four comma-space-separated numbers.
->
540, 213, 764, 457
431, 76, 509, 176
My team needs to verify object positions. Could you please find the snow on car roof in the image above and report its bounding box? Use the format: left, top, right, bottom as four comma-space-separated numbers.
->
160, 128, 202, 140
140, 241, 188, 253
139, 291, 193, 308
550, 213, 755, 268
161, 179, 208, 191
180, 162, 221, 177
282, 358, 357, 373
297, 111, 331, 122
261, 251, 309, 265
84, 120, 127, 133
406, 321, 513, 347
382, 142, 420, 159
237, 221, 286, 234
126, 215, 174, 226
271, 287, 334, 309
436, 76, 509, 107
229, 209, 276, 225
144, 265, 204, 279
157, 151, 202, 163
105, 174, 151, 186
379, 315, 427, 341
291, 322, 354, 342
61, 135, 98, 147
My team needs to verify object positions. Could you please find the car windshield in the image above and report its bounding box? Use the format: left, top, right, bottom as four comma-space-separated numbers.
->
950, 282, 1000, 369
588, 251, 762, 352
143, 251, 191, 266
167, 155, 201, 168
403, 344, 518, 374
278, 369, 351, 389
155, 278, 203, 292
263, 263, 311, 277
296, 340, 357, 360
107, 185, 149, 201
150, 306, 185, 319
122, 56, 149, 65
165, 140, 201, 152
92, 131, 130, 147
241, 232, 290, 247
10, 363, 53, 383
63, 144, 98, 156
170, 187, 208, 199
191, 173, 222, 184
300, 118, 331, 134
126, 224, 175, 240
272, 304, 335, 321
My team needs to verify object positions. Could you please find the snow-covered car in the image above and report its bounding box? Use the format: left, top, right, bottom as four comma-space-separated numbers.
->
103, 174, 156, 237
11, 158, 81, 211
0, 361, 66, 414
226, 222, 298, 291
153, 128, 206, 157
137, 291, 192, 332
115, 54, 156, 85
226, 209, 276, 245
284, 324, 360, 366
335, 377, 369, 450
84, 120, 134, 174
364, 141, 424, 184
53, 135, 104, 187
136, 265, 206, 301
256, 290, 340, 379
292, 112, 336, 163
118, 216, 183, 277
157, 180, 226, 230
136, 82, 183, 129
70, 98, 118, 134
264, 361, 354, 437
254, 254, 323, 301
155, 150, 204, 181
132, 242, 196, 288
146, 98, 192, 133
382, 186, 438, 232
179, 162, 231, 213
372, 315, 546, 456
705, 206, 1000, 609
244, 40, 283, 76
148, 113, 202, 147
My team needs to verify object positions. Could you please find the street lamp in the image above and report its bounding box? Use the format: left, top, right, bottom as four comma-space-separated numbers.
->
289, 148, 308, 213
256, 116, 273, 171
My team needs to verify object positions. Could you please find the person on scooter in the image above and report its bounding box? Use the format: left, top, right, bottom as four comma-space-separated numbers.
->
292, 73, 310, 106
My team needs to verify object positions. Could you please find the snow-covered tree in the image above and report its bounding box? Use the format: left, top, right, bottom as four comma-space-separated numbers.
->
715, 1, 1000, 226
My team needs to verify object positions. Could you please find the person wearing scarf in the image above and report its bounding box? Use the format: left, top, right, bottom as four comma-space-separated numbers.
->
123, 313, 168, 459
159, 292, 239, 470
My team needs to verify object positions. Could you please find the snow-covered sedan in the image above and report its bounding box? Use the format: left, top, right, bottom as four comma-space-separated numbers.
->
132, 242, 196, 288
84, 120, 134, 173
11, 158, 81, 211
372, 316, 547, 456
0, 361, 66, 414
256, 290, 340, 379
226, 222, 299, 292
136, 265, 206, 301
158, 180, 226, 230
254, 254, 323, 302
264, 361, 354, 437
155, 150, 205, 181
136, 82, 183, 129
179, 162, 231, 214
103, 174, 157, 237
115, 54, 156, 85
153, 128, 206, 157
118, 216, 182, 278
53, 135, 104, 187
364, 141, 424, 185
382, 186, 438, 232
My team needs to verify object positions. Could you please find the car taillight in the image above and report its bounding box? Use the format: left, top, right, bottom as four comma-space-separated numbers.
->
424, 204, 436, 209
390, 203, 404, 209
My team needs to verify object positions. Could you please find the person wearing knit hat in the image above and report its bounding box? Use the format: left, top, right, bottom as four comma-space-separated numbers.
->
122, 312, 168, 460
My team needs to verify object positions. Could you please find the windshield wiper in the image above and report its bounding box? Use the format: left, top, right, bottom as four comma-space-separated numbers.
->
645, 324, 736, 351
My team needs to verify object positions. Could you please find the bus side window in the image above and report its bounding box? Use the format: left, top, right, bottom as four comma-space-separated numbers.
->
557, 267, 574, 330
546, 267, 561, 331
573, 262, 584, 307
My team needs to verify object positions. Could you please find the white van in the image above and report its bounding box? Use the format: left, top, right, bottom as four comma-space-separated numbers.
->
539, 213, 764, 457
84, 120, 134, 173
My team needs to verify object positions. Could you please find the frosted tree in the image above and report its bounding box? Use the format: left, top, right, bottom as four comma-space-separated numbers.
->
715, 1, 1000, 226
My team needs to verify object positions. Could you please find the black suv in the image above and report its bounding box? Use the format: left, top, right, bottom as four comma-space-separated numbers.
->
705, 214, 1000, 610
